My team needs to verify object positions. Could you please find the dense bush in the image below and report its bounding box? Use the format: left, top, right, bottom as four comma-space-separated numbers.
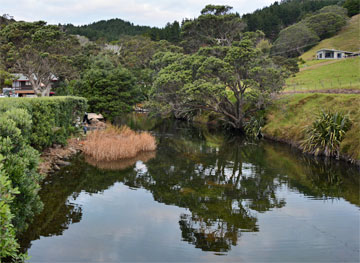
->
0, 96, 87, 150
343, 0, 360, 16
303, 12, 347, 40
0, 96, 86, 261
0, 159, 22, 260
301, 112, 352, 157
272, 23, 320, 57
318, 5, 348, 18
75, 56, 139, 120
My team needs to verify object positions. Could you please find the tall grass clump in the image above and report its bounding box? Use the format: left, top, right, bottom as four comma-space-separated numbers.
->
301, 111, 352, 157
83, 125, 156, 161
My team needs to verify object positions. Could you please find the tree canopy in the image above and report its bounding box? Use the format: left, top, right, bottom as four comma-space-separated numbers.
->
181, 5, 245, 53
150, 36, 290, 129
0, 21, 81, 96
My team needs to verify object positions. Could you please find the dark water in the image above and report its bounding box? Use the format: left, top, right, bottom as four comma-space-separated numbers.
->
19, 117, 360, 262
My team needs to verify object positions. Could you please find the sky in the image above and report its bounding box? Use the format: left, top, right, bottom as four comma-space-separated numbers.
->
1, 0, 277, 28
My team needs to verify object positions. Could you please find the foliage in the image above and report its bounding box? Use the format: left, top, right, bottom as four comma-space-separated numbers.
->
181, 5, 245, 53
0, 112, 43, 233
271, 4, 350, 57
75, 55, 138, 120
0, 158, 21, 260
115, 36, 182, 99
64, 19, 181, 43
244, 116, 265, 139
243, 0, 339, 40
263, 94, 360, 162
301, 112, 352, 157
0, 97, 87, 150
301, 14, 359, 61
0, 21, 82, 96
343, 0, 360, 16
151, 38, 289, 129
303, 12, 347, 40
272, 22, 320, 57
0, 96, 86, 261
318, 5, 348, 18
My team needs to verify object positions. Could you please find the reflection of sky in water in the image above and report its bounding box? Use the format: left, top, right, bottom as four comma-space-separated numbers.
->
28, 181, 359, 262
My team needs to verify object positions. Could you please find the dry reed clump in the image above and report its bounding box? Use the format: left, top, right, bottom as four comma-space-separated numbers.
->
83, 125, 157, 161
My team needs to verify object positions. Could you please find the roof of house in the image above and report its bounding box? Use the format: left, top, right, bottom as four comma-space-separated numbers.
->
12, 73, 58, 81
14, 90, 35, 94
316, 49, 354, 54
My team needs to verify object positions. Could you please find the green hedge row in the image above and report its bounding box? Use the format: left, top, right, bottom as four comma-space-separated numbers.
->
0, 96, 87, 260
0, 96, 87, 150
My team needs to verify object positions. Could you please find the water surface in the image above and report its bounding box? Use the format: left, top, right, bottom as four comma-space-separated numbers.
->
19, 119, 360, 262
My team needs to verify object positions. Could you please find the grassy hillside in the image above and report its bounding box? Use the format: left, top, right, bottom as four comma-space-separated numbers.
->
264, 93, 360, 163
301, 14, 360, 61
285, 57, 360, 91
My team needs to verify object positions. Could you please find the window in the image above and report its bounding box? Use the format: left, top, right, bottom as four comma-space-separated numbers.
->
337, 53, 342, 58
25, 81, 31, 86
325, 52, 333, 58
319, 53, 322, 58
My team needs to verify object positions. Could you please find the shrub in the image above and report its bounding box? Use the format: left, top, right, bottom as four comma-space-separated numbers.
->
244, 116, 265, 139
83, 125, 156, 161
272, 23, 319, 57
343, 0, 360, 16
0, 158, 20, 259
301, 112, 352, 157
303, 12, 347, 40
0, 96, 87, 150
0, 96, 87, 261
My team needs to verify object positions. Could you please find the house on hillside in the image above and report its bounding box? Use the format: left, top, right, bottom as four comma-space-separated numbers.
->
12, 74, 58, 97
316, 49, 354, 59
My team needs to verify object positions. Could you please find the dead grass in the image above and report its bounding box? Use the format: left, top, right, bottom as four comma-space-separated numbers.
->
85, 151, 156, 170
83, 125, 157, 161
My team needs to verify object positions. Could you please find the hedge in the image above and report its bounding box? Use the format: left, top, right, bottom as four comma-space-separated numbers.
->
0, 96, 87, 261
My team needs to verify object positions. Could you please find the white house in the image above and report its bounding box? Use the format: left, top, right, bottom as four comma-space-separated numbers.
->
316, 49, 354, 59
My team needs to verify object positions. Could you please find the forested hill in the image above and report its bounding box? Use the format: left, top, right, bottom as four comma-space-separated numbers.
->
64, 19, 181, 43
242, 0, 339, 40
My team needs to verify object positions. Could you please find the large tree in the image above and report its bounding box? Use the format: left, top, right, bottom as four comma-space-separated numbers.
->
151, 37, 289, 129
0, 21, 81, 96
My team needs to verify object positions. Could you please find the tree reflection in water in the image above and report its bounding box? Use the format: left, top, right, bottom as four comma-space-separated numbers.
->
19, 120, 360, 254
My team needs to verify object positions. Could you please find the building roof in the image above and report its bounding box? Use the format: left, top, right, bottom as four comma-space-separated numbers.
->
12, 73, 58, 81
316, 49, 354, 54
14, 90, 35, 94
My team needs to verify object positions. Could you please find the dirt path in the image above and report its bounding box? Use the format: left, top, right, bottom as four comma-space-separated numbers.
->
282, 89, 360, 94
300, 60, 341, 71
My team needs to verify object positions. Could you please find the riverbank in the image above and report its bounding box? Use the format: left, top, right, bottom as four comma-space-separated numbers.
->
263, 93, 360, 166
38, 138, 84, 175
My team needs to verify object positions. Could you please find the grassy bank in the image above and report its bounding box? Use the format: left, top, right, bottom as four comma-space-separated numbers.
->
301, 14, 360, 61
263, 93, 360, 164
285, 57, 360, 92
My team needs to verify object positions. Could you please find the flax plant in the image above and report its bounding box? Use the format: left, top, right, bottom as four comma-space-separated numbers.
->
301, 112, 351, 157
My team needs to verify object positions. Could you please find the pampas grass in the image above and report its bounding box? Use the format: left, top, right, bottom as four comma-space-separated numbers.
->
83, 125, 156, 161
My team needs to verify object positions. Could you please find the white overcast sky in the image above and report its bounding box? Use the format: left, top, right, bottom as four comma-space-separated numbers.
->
1, 0, 277, 27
